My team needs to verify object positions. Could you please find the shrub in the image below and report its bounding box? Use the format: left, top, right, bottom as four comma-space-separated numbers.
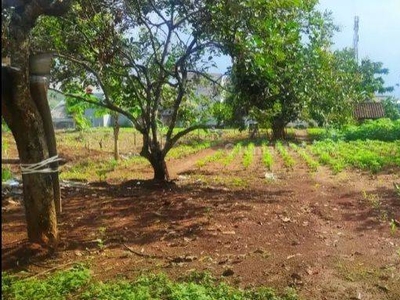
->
2, 265, 91, 300
341, 118, 400, 141
308, 119, 400, 142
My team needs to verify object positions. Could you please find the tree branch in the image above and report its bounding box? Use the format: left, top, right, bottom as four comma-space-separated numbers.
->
165, 123, 212, 154
49, 88, 144, 133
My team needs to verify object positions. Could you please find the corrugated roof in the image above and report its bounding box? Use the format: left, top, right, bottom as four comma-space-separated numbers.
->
353, 102, 385, 120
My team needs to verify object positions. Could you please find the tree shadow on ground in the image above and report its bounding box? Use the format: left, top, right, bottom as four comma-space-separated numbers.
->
338, 186, 400, 232
1, 179, 292, 271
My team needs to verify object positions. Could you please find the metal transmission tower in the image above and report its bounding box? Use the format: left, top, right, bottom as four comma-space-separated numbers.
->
353, 16, 359, 63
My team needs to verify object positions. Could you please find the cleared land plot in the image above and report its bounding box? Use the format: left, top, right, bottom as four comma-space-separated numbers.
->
2, 129, 400, 300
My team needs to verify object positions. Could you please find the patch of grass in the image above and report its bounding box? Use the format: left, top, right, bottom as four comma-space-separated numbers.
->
62, 155, 149, 182
362, 190, 381, 209
336, 262, 370, 282
394, 183, 400, 198
335, 259, 389, 284
361, 190, 392, 222
60, 159, 96, 181
229, 177, 248, 188
2, 265, 91, 300
61, 158, 119, 182
307, 128, 327, 141
285, 128, 296, 140
1, 139, 13, 181
192, 175, 248, 189
2, 167, 13, 181
2, 268, 298, 300
96, 159, 118, 182
121, 155, 149, 168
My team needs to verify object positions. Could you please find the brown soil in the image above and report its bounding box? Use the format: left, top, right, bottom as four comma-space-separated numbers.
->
2, 135, 400, 300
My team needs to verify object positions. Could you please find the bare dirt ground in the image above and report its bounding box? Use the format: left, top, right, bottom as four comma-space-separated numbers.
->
2, 133, 400, 300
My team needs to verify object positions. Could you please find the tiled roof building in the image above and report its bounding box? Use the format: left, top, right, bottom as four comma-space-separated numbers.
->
353, 102, 385, 120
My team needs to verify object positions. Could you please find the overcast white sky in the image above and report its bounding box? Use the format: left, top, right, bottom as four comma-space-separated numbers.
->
216, 0, 400, 98
317, 0, 400, 97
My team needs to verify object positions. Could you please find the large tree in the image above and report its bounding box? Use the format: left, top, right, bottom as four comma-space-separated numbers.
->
2, 0, 71, 247
214, 0, 339, 139
32, 0, 224, 181
358, 58, 394, 100
304, 48, 363, 126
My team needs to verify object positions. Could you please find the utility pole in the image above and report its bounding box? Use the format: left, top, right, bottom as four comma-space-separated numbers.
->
353, 16, 359, 64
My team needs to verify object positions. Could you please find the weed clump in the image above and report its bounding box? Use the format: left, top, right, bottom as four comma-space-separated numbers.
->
2, 267, 298, 300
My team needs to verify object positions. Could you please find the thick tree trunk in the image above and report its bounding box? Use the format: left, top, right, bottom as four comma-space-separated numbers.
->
2, 20, 59, 247
141, 134, 169, 181
150, 156, 169, 181
272, 119, 286, 140
30, 73, 61, 214
2, 65, 58, 248
1, 0, 72, 250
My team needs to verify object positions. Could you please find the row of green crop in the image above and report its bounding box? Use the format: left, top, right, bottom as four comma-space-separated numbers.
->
167, 141, 211, 159
242, 143, 255, 169
196, 142, 261, 170
195, 138, 399, 175
308, 139, 400, 173
196, 149, 225, 168
196, 142, 319, 173
289, 143, 319, 172
275, 142, 295, 169
262, 143, 273, 171
222, 143, 242, 166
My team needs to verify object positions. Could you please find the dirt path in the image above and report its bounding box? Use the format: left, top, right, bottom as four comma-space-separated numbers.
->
2, 144, 399, 300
